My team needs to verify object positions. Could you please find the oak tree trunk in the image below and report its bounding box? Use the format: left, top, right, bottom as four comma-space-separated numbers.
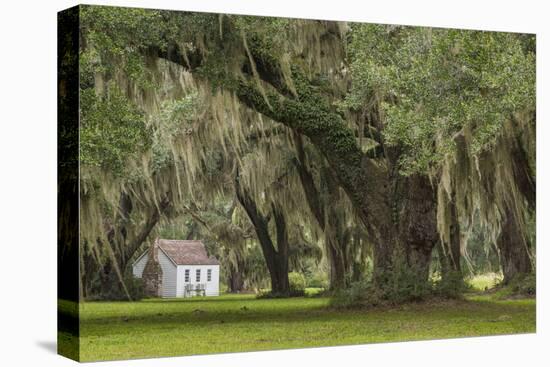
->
497, 205, 532, 284
326, 238, 347, 290
228, 267, 245, 293
439, 192, 462, 282
235, 177, 290, 296
292, 133, 350, 290
370, 173, 439, 286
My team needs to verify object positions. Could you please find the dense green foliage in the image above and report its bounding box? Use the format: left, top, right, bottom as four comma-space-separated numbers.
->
345, 25, 535, 174
80, 87, 151, 175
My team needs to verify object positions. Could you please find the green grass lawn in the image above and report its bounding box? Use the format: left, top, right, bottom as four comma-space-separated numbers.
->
73, 291, 535, 361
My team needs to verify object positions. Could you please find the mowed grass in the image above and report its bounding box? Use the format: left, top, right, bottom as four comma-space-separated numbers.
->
76, 292, 535, 361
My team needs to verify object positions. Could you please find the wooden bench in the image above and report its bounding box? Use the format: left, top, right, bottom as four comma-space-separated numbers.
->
184, 283, 206, 297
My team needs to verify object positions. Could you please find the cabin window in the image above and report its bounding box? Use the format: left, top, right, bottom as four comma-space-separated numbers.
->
184, 269, 190, 282
207, 269, 212, 282
196, 269, 201, 282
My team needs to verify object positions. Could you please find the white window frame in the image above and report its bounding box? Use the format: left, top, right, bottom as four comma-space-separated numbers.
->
184, 269, 190, 282
196, 269, 201, 282
207, 268, 212, 282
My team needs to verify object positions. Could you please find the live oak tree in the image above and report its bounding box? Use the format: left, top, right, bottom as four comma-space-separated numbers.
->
343, 25, 535, 283
78, 5, 536, 299
80, 7, 328, 296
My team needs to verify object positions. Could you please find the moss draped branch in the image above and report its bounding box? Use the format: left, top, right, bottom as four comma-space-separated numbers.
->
154, 40, 384, 226
234, 77, 385, 225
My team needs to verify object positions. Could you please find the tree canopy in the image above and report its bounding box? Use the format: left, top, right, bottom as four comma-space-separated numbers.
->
75, 5, 535, 300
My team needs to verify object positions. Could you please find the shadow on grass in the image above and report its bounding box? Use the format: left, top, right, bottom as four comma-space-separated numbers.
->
79, 296, 535, 339
81, 296, 329, 319
81, 306, 333, 336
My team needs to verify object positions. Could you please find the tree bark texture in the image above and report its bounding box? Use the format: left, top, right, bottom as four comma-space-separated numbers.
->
497, 204, 533, 284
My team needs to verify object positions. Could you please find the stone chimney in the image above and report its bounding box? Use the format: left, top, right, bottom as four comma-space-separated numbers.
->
142, 238, 163, 297
151, 238, 159, 261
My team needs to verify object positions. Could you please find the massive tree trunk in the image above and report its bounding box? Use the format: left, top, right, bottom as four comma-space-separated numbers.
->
235, 177, 290, 295
399, 174, 439, 282
369, 173, 439, 285
497, 204, 532, 284
495, 127, 535, 284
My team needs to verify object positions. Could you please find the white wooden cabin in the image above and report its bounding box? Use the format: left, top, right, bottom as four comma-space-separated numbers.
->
132, 239, 220, 298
